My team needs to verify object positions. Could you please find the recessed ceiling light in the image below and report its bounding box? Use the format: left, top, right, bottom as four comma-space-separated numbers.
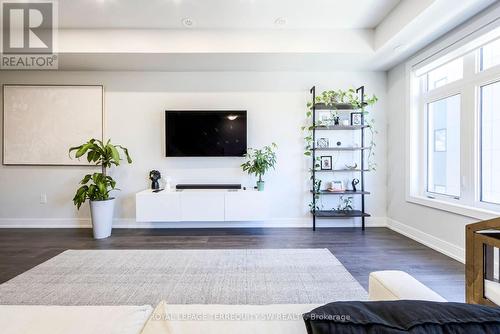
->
182, 17, 194, 27
274, 17, 287, 26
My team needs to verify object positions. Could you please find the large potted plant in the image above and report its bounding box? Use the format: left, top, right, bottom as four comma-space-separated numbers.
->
69, 139, 132, 239
241, 143, 277, 191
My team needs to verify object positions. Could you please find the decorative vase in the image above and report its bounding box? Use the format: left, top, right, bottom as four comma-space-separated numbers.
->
257, 181, 265, 191
89, 198, 115, 239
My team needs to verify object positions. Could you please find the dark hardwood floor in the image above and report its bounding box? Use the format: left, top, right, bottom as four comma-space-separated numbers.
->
0, 227, 465, 302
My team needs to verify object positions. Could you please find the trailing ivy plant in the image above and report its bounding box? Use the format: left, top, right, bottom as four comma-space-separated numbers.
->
69, 139, 132, 209
309, 178, 322, 212
302, 88, 378, 211
337, 196, 353, 212
309, 88, 378, 109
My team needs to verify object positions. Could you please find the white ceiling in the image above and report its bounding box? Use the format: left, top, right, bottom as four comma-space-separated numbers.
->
4, 0, 498, 71
59, 0, 401, 29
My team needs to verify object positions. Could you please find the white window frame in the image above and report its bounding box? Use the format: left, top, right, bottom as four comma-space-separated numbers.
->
423, 91, 463, 201
405, 11, 500, 220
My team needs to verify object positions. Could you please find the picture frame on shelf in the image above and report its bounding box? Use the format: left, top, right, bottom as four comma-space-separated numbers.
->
320, 156, 332, 170
328, 180, 345, 192
350, 112, 363, 126
317, 110, 332, 125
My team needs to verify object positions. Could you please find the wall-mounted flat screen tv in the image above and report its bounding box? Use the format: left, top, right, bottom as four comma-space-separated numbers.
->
165, 110, 247, 157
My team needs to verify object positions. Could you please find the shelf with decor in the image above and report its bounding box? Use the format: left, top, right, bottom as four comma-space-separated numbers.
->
313, 147, 371, 151
314, 169, 369, 173
311, 190, 370, 195
314, 210, 371, 218
306, 85, 376, 231
314, 102, 368, 110
314, 125, 369, 130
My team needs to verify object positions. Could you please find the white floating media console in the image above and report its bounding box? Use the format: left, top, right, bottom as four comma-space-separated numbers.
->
136, 188, 269, 222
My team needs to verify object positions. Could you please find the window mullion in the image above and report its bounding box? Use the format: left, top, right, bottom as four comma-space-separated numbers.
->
418, 76, 427, 196
458, 52, 477, 206
423, 82, 463, 102
460, 85, 475, 206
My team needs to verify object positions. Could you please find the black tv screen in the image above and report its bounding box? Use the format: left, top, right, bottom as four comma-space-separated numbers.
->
165, 110, 247, 157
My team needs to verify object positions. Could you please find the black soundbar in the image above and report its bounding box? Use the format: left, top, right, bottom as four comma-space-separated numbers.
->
176, 184, 242, 190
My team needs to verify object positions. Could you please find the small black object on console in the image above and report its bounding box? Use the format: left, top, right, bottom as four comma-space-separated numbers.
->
149, 170, 161, 190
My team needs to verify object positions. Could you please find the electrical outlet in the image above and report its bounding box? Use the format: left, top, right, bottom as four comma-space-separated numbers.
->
40, 193, 47, 204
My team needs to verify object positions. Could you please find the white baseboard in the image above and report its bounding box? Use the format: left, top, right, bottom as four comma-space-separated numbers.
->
387, 218, 465, 263
0, 216, 388, 228
0, 218, 91, 228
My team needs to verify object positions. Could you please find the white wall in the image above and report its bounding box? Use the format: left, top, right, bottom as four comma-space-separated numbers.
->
0, 71, 387, 228
386, 64, 474, 262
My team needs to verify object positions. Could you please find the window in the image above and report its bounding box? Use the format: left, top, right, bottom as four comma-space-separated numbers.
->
481, 38, 500, 71
427, 58, 463, 91
408, 25, 500, 218
427, 95, 461, 197
481, 81, 500, 205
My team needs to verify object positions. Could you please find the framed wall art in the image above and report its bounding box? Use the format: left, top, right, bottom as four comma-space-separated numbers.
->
2, 85, 103, 165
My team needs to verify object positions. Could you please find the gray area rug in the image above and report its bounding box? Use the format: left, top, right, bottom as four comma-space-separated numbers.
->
0, 249, 367, 305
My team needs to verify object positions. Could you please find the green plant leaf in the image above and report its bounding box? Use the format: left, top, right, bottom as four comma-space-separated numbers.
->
116, 145, 132, 164
109, 144, 121, 165
80, 174, 92, 185
76, 142, 94, 158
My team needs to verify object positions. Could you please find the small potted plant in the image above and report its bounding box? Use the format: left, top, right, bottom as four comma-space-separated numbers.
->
337, 196, 353, 213
69, 139, 132, 239
241, 143, 277, 191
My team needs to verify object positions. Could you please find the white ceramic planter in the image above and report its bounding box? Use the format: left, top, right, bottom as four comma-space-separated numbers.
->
90, 198, 115, 239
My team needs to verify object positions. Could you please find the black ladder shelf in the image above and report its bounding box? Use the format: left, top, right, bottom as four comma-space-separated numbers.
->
309, 85, 370, 231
